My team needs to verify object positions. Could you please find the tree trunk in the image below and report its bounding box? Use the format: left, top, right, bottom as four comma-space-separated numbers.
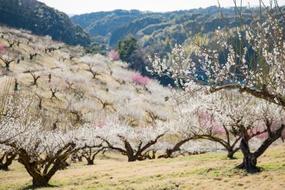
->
237, 153, 259, 173
0, 163, 9, 171
32, 176, 50, 188
87, 159, 94, 165
237, 138, 260, 173
227, 151, 235, 160
59, 161, 69, 170
127, 155, 136, 162
227, 148, 239, 160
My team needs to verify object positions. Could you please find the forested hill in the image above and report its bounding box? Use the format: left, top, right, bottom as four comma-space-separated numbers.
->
71, 6, 252, 53
0, 0, 91, 46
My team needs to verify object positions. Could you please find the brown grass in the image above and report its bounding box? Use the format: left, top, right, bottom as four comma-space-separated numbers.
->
0, 144, 284, 190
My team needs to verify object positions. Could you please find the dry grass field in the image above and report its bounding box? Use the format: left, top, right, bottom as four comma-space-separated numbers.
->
0, 144, 284, 190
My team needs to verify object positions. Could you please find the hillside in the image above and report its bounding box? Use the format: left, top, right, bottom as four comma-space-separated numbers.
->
0, 26, 173, 129
71, 7, 252, 54
0, 144, 284, 190
0, 0, 91, 46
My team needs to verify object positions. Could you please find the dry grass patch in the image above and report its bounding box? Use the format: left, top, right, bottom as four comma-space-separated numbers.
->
0, 144, 284, 190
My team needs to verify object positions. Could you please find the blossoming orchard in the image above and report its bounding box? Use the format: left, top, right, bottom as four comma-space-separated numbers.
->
0, 0, 285, 189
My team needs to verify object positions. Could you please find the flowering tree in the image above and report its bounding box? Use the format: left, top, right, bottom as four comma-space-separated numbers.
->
191, 91, 261, 159
0, 81, 34, 144
236, 100, 285, 172
10, 129, 79, 187
0, 83, 89, 187
0, 44, 6, 54
0, 43, 16, 72
0, 98, 101, 187
108, 50, 120, 61
80, 145, 105, 165
150, 5, 285, 106
157, 115, 197, 158
0, 55, 14, 71
132, 73, 150, 86
76, 126, 105, 165
151, 5, 285, 172
172, 88, 284, 170
28, 70, 41, 86
162, 90, 243, 159
97, 117, 167, 162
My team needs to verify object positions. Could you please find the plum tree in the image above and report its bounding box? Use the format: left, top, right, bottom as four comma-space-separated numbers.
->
97, 117, 167, 162
151, 5, 285, 172
28, 71, 41, 86
11, 129, 79, 187
76, 126, 105, 165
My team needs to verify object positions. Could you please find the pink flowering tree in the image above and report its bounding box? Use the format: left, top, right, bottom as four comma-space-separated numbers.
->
132, 73, 150, 86
108, 50, 120, 61
0, 44, 6, 54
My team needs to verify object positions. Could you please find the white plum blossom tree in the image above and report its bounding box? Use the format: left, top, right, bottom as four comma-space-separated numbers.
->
76, 126, 105, 165
97, 117, 168, 162
150, 5, 285, 172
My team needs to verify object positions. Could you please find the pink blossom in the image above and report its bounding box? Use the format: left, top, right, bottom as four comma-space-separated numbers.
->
93, 120, 107, 128
248, 127, 267, 140
198, 110, 224, 135
248, 120, 283, 140
132, 73, 150, 86
0, 44, 6, 54
108, 50, 120, 61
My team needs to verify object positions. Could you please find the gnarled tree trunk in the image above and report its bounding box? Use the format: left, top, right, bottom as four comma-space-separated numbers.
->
236, 138, 259, 173
86, 158, 94, 165
32, 176, 51, 188
237, 125, 285, 173
16, 143, 77, 188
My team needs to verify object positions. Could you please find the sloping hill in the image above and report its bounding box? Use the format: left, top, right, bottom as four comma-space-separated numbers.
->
72, 10, 144, 37
0, 0, 91, 46
0, 26, 173, 129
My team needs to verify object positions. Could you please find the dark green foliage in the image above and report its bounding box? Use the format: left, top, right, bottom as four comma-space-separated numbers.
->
118, 37, 138, 63
117, 37, 146, 73
0, 0, 90, 46
85, 42, 107, 55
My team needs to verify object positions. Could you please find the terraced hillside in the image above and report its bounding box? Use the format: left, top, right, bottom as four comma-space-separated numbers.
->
0, 26, 173, 129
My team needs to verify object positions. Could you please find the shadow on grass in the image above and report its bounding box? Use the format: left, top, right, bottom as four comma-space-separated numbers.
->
19, 184, 59, 190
